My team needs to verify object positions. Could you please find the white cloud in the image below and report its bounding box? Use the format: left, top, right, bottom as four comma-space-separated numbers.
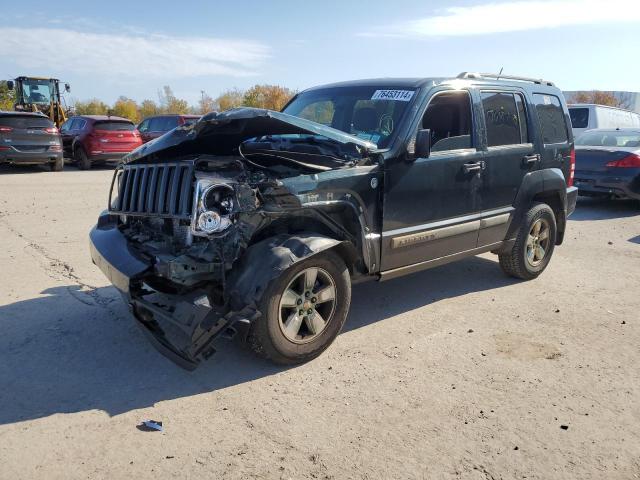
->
362, 0, 640, 37
0, 27, 270, 78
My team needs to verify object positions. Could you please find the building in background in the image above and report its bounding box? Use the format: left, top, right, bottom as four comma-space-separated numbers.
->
564, 91, 640, 113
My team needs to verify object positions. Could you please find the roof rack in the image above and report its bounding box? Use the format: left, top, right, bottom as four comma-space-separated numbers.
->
456, 72, 555, 87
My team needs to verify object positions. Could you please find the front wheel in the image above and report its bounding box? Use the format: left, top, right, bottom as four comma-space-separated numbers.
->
248, 250, 351, 365
499, 202, 557, 280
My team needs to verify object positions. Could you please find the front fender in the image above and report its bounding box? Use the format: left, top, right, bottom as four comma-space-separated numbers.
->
226, 233, 345, 312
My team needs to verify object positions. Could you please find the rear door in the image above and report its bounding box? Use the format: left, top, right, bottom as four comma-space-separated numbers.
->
93, 121, 139, 152
0, 115, 58, 155
531, 93, 572, 180
476, 89, 535, 245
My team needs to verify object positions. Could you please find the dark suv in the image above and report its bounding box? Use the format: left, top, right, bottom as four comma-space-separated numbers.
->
90, 73, 578, 370
60, 115, 142, 169
137, 114, 201, 144
0, 111, 63, 171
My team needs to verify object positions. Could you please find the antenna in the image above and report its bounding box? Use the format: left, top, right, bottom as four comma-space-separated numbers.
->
497, 67, 504, 80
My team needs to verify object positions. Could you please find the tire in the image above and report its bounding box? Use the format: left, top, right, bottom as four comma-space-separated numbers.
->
248, 250, 351, 365
499, 202, 557, 280
74, 146, 91, 170
50, 157, 64, 172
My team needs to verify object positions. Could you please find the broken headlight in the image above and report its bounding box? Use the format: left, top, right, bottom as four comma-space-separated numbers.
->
192, 182, 235, 236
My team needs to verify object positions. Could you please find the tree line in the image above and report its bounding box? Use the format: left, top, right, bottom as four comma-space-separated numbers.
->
73, 84, 296, 122
0, 82, 296, 122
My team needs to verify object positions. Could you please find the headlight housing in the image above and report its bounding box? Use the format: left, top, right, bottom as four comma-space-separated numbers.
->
191, 181, 235, 236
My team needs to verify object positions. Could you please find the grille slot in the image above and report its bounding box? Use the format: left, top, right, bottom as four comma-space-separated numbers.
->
109, 162, 195, 219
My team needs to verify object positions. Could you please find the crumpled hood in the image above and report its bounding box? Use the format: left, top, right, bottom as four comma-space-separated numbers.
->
124, 107, 377, 164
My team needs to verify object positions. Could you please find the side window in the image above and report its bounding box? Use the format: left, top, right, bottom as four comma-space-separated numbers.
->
76, 119, 86, 131
60, 120, 72, 133
514, 94, 528, 143
421, 91, 473, 153
138, 119, 149, 132
533, 94, 569, 144
481, 92, 524, 146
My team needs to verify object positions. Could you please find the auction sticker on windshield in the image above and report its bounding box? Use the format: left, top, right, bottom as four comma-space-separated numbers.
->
371, 90, 415, 101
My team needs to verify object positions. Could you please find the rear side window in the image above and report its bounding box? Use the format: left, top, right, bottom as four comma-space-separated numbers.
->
94, 121, 135, 131
481, 92, 528, 146
149, 117, 179, 132
533, 94, 569, 144
569, 107, 589, 129
0, 115, 53, 129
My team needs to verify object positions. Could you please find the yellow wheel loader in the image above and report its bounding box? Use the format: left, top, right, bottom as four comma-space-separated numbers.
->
6, 77, 70, 128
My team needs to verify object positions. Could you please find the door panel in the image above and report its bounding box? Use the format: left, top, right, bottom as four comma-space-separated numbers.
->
381, 149, 484, 271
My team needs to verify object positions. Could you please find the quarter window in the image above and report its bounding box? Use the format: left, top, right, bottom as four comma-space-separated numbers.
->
481, 92, 527, 147
533, 94, 569, 144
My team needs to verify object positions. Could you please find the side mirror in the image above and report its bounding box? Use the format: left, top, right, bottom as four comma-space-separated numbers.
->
414, 128, 431, 158
6, 80, 14, 90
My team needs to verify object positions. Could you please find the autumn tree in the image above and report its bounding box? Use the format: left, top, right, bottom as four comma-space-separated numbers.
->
158, 86, 189, 114
74, 98, 109, 115
569, 91, 630, 109
243, 84, 295, 111
197, 90, 217, 114
138, 99, 159, 120
214, 88, 244, 111
0, 81, 15, 111
112, 96, 139, 122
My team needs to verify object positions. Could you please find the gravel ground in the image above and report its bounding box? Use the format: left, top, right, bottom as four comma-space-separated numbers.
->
0, 164, 639, 480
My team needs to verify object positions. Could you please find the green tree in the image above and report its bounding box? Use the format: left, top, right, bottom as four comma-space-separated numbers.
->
243, 84, 295, 111
74, 98, 109, 115
215, 88, 245, 111
138, 99, 159, 120
158, 86, 189, 114
569, 91, 630, 109
0, 81, 15, 111
112, 96, 139, 122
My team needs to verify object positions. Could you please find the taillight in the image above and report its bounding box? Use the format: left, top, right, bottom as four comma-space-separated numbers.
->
0, 126, 13, 133
606, 153, 640, 168
568, 147, 576, 187
45, 127, 59, 134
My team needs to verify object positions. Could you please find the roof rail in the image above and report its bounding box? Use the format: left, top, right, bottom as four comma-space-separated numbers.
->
456, 72, 555, 86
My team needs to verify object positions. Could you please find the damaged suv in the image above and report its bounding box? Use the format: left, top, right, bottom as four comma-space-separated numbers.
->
90, 73, 578, 370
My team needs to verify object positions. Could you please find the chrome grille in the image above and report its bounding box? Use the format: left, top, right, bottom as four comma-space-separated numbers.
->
109, 162, 195, 219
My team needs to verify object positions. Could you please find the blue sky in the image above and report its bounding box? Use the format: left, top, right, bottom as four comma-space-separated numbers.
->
2, 0, 639, 105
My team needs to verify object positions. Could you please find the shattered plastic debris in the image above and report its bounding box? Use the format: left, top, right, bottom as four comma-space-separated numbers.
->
137, 420, 164, 432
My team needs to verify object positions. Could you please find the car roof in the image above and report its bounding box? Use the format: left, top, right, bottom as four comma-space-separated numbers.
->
568, 103, 636, 113
0, 111, 48, 117
76, 115, 133, 122
302, 75, 561, 94
143, 114, 201, 119
581, 128, 640, 133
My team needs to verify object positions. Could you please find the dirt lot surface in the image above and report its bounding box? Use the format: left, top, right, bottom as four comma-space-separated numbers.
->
0, 165, 639, 480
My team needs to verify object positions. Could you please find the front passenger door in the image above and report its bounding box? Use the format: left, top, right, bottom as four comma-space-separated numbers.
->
381, 89, 484, 272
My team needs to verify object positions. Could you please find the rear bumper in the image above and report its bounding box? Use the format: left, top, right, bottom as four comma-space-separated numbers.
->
574, 173, 640, 200
89, 212, 250, 369
0, 150, 63, 165
87, 151, 130, 163
566, 186, 578, 216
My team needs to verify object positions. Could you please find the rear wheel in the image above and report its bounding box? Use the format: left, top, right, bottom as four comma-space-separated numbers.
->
248, 250, 351, 365
499, 202, 557, 280
74, 147, 91, 170
50, 157, 64, 172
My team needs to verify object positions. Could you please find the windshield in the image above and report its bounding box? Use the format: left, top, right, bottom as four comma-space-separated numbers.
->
0, 115, 53, 129
576, 130, 640, 147
21, 79, 52, 105
283, 86, 418, 148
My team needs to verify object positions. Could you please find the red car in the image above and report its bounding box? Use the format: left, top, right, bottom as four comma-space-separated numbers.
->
137, 114, 201, 144
60, 115, 143, 169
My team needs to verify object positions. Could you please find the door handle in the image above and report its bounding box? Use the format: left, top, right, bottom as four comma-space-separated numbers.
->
522, 154, 539, 166
463, 161, 484, 173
